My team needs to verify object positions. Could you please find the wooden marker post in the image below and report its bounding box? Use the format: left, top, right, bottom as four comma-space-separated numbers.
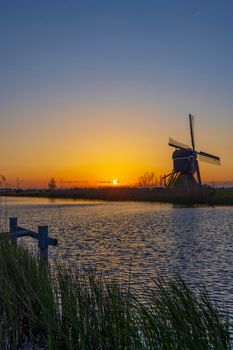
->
38, 226, 49, 264
10, 217, 18, 245
38, 226, 57, 264
8, 218, 57, 265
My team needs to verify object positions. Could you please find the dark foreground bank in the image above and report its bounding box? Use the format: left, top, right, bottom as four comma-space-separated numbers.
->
0, 239, 230, 349
1, 187, 233, 205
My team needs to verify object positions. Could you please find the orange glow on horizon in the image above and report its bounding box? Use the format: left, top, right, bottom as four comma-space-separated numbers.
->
1, 102, 232, 189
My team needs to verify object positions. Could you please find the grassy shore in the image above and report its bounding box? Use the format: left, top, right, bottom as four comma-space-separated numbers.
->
0, 239, 230, 349
1, 187, 233, 205
211, 188, 233, 205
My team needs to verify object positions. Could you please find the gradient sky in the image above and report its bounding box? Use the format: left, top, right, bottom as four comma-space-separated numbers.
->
0, 0, 232, 188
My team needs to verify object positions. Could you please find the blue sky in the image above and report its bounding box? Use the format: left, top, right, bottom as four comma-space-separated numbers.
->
1, 1, 232, 104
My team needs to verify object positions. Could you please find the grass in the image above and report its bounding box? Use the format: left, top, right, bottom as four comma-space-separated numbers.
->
212, 189, 233, 205
0, 239, 231, 349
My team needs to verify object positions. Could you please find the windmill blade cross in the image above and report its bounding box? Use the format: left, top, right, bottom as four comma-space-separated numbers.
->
168, 137, 191, 150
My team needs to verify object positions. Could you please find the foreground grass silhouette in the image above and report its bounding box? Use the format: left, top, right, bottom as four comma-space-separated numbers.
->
0, 240, 230, 349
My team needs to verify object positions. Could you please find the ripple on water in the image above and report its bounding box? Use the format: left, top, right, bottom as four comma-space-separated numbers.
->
3, 197, 233, 320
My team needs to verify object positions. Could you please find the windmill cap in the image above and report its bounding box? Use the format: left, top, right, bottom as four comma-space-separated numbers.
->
172, 149, 194, 159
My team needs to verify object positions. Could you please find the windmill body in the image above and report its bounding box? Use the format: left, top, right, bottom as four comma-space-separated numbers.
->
162, 114, 220, 190
172, 149, 195, 174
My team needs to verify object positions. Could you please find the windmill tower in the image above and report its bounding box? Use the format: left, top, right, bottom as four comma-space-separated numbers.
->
162, 114, 220, 190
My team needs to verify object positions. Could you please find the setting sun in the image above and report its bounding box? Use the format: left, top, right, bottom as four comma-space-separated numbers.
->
113, 179, 119, 185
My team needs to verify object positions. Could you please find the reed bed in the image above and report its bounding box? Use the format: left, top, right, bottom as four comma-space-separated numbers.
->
0, 239, 230, 349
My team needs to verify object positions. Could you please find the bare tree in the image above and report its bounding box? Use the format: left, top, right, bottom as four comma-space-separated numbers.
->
138, 171, 158, 188
48, 177, 56, 190
0, 175, 6, 187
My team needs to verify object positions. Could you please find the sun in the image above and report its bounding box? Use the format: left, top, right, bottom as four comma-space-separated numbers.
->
112, 179, 119, 185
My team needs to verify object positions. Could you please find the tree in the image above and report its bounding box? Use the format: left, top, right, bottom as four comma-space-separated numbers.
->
48, 177, 56, 190
138, 171, 158, 188
0, 175, 6, 187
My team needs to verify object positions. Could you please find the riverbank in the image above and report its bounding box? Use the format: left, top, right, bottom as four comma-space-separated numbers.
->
0, 239, 230, 349
1, 187, 233, 205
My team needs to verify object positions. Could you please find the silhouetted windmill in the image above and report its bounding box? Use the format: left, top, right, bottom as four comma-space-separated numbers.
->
162, 114, 220, 190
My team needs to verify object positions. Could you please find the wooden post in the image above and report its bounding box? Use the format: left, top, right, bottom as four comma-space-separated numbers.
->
38, 226, 48, 264
8, 218, 57, 264
10, 217, 18, 245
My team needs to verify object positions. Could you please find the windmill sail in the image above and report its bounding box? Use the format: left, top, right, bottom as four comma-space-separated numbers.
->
199, 151, 221, 165
168, 137, 190, 150
189, 114, 195, 151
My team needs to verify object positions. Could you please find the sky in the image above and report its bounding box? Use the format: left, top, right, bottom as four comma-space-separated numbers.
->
0, 0, 233, 188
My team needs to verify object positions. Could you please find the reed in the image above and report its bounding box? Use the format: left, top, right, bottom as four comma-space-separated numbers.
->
0, 239, 230, 349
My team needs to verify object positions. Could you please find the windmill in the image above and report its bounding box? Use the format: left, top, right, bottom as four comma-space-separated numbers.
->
162, 114, 220, 190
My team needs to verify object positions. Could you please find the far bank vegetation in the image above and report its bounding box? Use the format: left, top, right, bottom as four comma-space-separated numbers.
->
138, 171, 159, 188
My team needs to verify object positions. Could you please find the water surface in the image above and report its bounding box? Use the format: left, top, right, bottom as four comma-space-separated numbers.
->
1, 196, 233, 316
